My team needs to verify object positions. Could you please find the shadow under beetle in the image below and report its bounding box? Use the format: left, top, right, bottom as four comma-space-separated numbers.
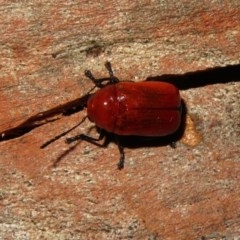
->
41, 62, 182, 169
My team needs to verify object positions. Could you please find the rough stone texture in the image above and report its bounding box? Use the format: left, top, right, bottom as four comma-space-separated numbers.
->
0, 1, 240, 239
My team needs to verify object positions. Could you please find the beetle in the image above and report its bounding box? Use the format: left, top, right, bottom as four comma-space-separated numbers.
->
41, 62, 182, 169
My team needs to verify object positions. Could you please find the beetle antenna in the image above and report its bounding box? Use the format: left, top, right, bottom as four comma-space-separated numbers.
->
85, 69, 107, 88
105, 61, 114, 77
84, 70, 96, 82
105, 61, 119, 84
84, 70, 101, 88
40, 116, 88, 149
84, 62, 119, 88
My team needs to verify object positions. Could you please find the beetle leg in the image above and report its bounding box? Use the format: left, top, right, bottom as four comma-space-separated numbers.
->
115, 136, 125, 170
65, 130, 105, 145
66, 131, 125, 170
169, 141, 177, 148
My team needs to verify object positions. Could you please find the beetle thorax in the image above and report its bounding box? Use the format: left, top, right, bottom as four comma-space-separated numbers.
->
87, 85, 118, 132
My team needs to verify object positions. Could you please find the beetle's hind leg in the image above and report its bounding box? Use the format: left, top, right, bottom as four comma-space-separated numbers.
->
170, 141, 177, 148
115, 135, 125, 170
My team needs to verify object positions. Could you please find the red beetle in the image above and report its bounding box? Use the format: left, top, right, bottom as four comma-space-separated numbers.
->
41, 62, 181, 169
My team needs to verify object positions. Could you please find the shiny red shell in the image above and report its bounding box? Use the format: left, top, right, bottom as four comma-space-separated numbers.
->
87, 81, 181, 136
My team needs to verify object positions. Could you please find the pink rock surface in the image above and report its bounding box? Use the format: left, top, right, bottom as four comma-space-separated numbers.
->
0, 1, 239, 239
